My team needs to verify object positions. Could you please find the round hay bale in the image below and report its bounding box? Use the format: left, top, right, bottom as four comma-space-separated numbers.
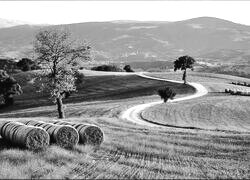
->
1, 122, 49, 151
23, 120, 79, 148
51, 120, 104, 146
52, 125, 79, 149
4, 123, 22, 141
78, 124, 104, 146
13, 125, 50, 151
0, 121, 12, 136
225, 89, 230, 93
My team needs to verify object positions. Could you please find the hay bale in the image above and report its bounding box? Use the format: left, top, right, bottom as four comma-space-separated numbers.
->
0, 120, 12, 136
0, 121, 49, 151
52, 120, 104, 146
225, 89, 230, 93
23, 120, 79, 149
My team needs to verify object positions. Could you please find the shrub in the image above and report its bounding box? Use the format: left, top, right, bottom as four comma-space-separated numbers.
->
123, 65, 134, 72
157, 87, 176, 103
91, 65, 123, 72
0, 70, 22, 106
16, 58, 40, 71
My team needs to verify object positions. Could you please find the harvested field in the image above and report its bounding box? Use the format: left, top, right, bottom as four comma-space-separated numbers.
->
141, 94, 250, 132
140, 72, 250, 132
146, 71, 250, 93
0, 71, 249, 178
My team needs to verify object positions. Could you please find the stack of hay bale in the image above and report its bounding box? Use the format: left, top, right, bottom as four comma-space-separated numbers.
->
0, 119, 104, 151
231, 81, 250, 87
50, 120, 104, 146
225, 88, 250, 96
23, 120, 79, 149
0, 121, 50, 151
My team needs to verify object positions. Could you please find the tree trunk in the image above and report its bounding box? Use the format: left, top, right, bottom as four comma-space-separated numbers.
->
56, 97, 65, 119
164, 98, 168, 103
182, 69, 187, 84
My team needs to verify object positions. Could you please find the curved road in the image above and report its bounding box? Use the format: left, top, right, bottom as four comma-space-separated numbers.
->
121, 72, 208, 127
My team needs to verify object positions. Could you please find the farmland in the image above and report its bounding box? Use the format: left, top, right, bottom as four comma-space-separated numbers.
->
141, 72, 250, 132
0, 70, 250, 179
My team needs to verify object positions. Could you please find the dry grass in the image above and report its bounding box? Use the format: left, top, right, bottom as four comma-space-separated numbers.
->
142, 95, 250, 132
141, 72, 250, 132
0, 71, 249, 178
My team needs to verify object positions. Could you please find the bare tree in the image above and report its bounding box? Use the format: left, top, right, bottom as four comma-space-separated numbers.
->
34, 28, 91, 118
174, 55, 195, 84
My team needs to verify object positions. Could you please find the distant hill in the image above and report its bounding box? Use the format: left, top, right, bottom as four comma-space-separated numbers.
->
0, 16, 250, 67
0, 18, 31, 28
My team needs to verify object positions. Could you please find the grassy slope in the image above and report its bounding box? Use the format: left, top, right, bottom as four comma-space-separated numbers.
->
0, 71, 249, 179
142, 72, 250, 132
0, 71, 195, 114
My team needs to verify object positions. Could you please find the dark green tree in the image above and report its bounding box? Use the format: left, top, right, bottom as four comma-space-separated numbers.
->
174, 55, 195, 84
0, 70, 22, 106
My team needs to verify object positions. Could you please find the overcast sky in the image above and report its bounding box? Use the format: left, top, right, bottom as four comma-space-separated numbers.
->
0, 1, 250, 26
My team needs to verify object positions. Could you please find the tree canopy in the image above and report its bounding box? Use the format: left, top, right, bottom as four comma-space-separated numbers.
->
0, 70, 22, 106
16, 58, 40, 71
123, 65, 134, 72
157, 87, 176, 103
174, 55, 195, 84
34, 28, 91, 118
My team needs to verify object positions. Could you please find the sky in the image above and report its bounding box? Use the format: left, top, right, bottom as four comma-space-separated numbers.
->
0, 1, 250, 26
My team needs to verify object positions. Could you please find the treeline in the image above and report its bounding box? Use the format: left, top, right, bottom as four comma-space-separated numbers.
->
91, 64, 134, 72
0, 58, 40, 73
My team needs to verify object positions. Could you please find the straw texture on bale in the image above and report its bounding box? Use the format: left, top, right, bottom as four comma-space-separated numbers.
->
23, 120, 79, 149
0, 121, 49, 151
52, 120, 104, 146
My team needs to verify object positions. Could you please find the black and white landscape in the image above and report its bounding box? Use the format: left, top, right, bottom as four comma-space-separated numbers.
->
1, 16, 250, 77
0, 1, 250, 179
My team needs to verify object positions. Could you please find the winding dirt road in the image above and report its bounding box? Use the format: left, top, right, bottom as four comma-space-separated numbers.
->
121, 72, 208, 127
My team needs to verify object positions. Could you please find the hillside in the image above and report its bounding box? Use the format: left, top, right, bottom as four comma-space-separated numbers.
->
0, 18, 30, 28
141, 72, 250, 132
0, 71, 249, 178
0, 17, 250, 66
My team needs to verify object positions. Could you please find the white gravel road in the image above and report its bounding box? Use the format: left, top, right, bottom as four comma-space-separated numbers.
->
121, 72, 208, 127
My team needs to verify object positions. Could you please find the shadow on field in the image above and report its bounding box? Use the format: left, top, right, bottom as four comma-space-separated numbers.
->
0, 75, 195, 116
0, 138, 20, 151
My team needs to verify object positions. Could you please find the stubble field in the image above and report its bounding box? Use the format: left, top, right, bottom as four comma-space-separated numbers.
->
0, 70, 249, 179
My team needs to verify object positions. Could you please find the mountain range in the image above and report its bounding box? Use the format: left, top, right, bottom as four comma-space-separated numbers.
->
0, 17, 250, 67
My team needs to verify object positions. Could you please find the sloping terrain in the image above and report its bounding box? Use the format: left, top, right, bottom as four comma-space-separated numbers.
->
0, 71, 249, 179
0, 70, 195, 116
1, 17, 250, 65
141, 72, 250, 132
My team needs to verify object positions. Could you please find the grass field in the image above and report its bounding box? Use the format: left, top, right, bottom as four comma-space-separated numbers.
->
141, 72, 250, 132
0, 70, 195, 114
0, 71, 249, 179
